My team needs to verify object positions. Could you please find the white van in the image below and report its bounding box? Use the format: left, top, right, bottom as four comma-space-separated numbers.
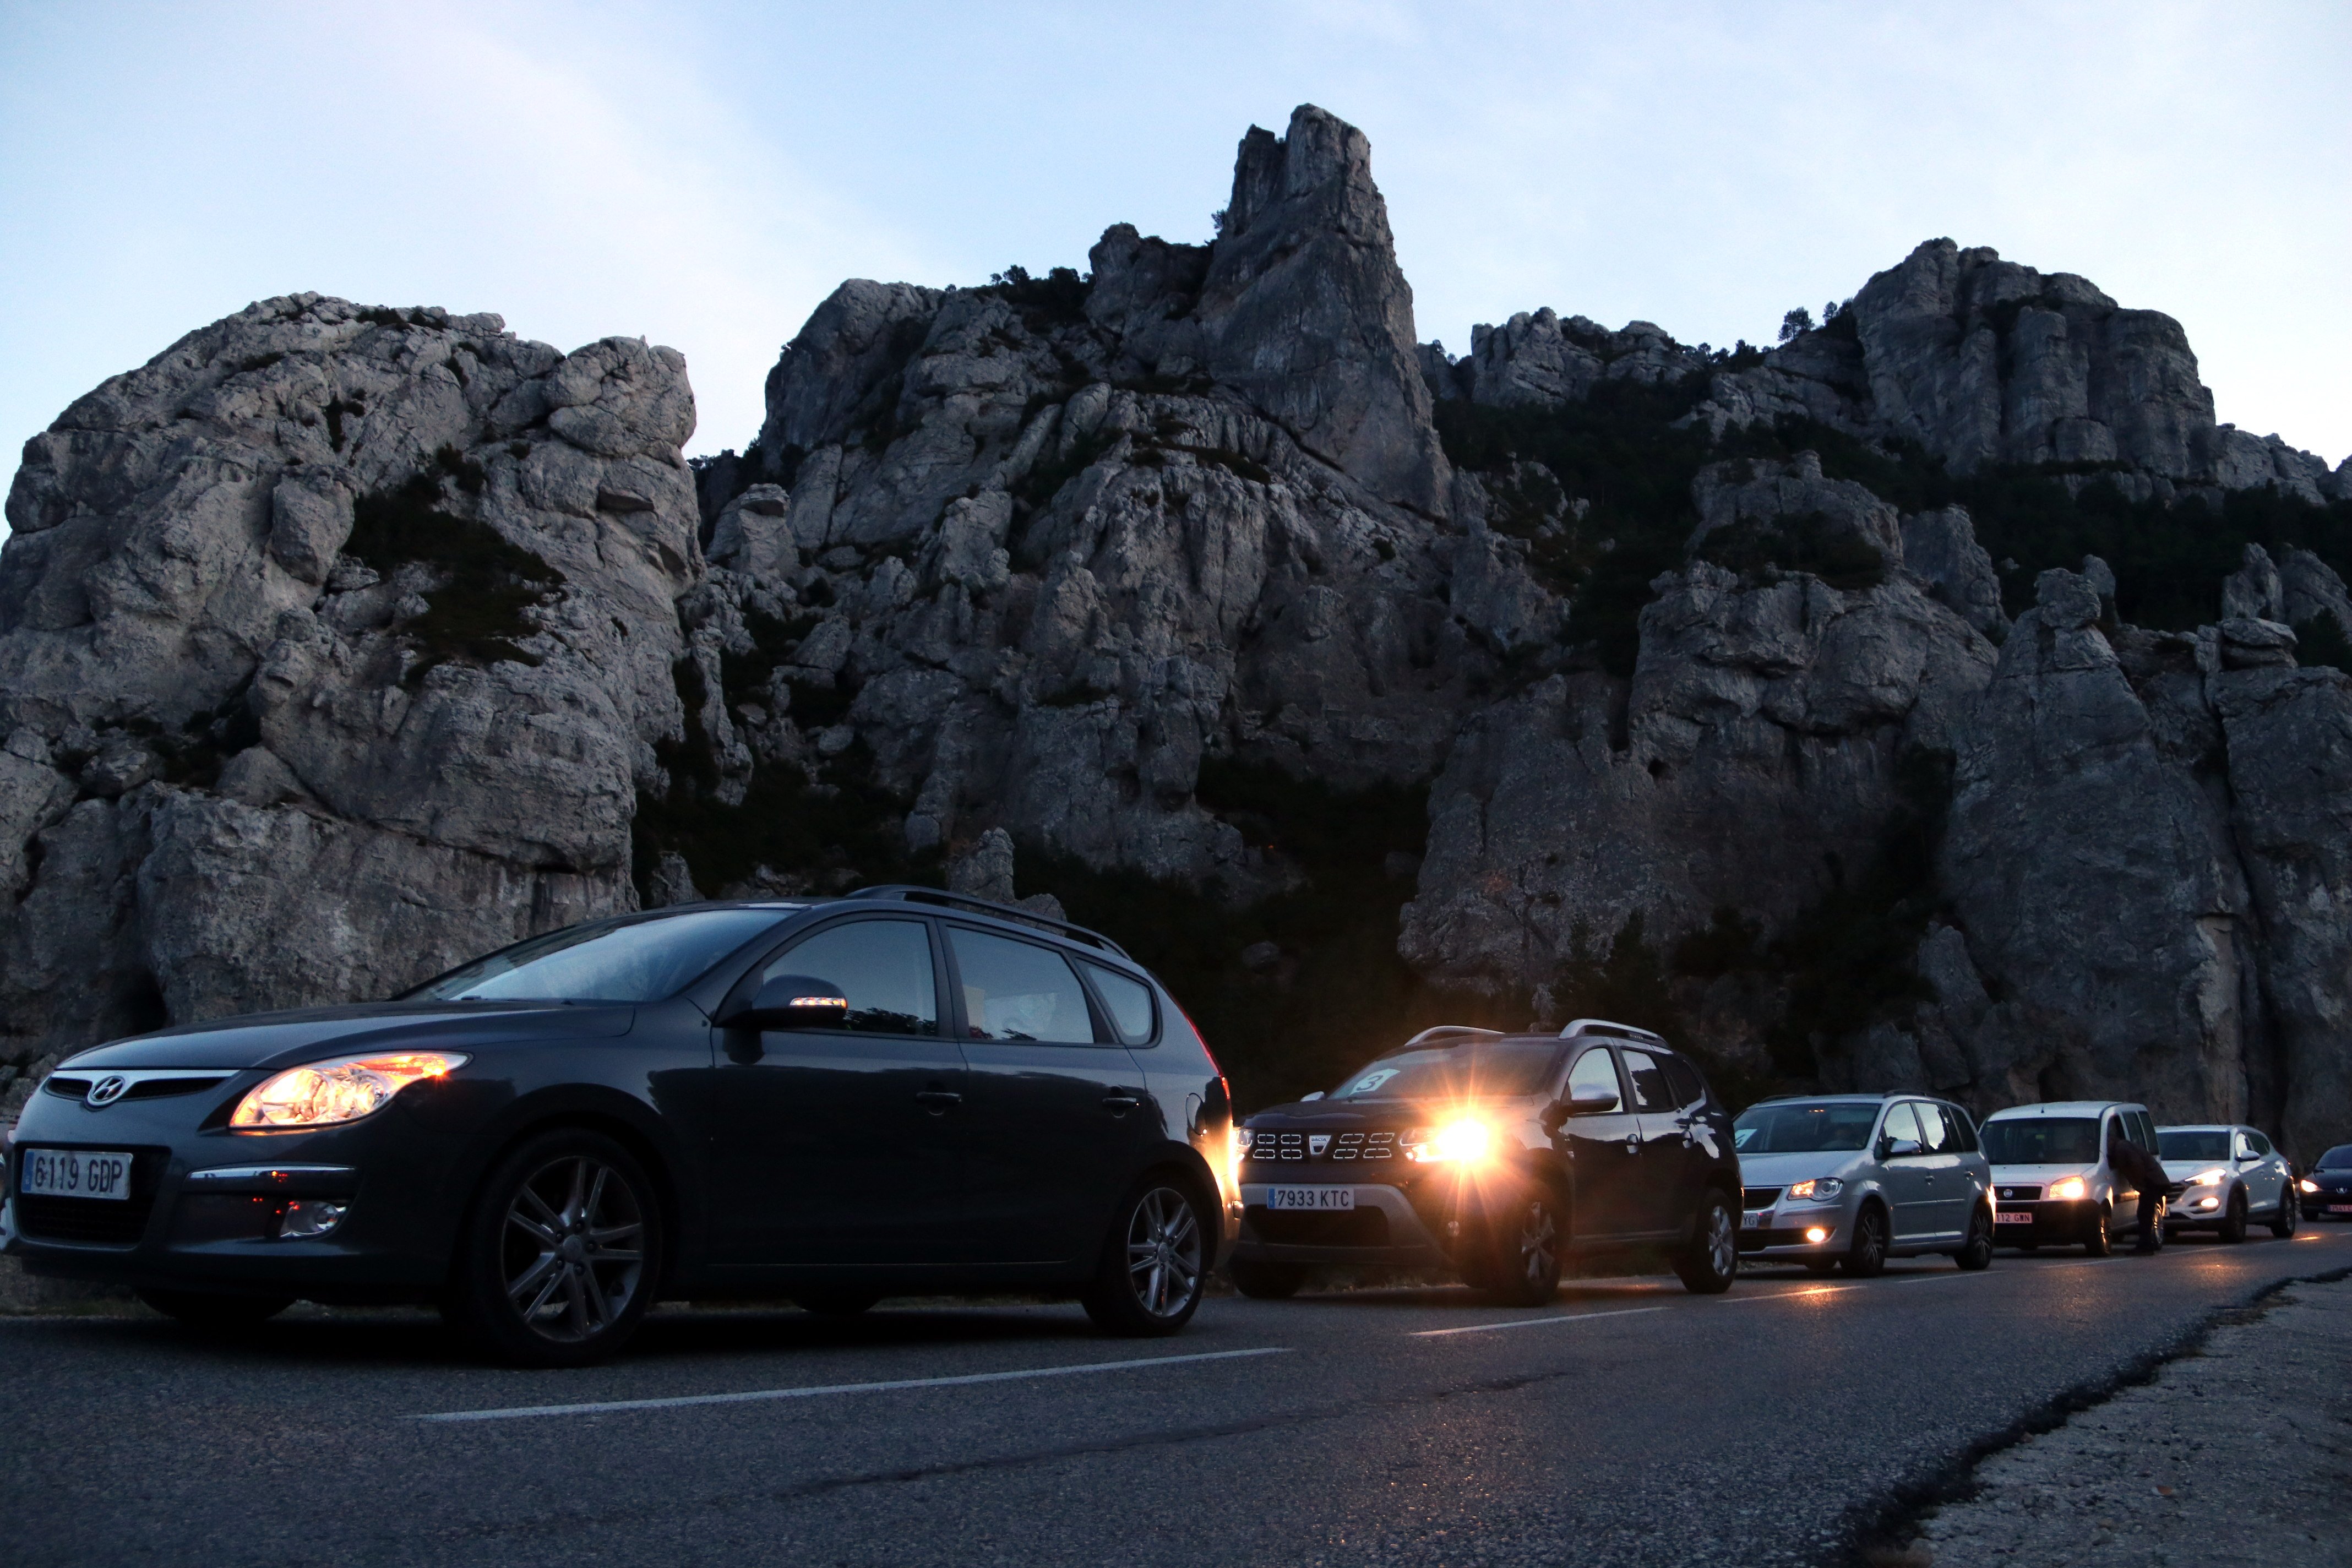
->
1981, 1101, 2164, 1255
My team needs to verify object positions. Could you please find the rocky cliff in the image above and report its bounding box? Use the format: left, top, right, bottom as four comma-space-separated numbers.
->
6, 105, 2351, 1158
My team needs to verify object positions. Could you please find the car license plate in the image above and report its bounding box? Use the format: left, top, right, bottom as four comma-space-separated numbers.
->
1995, 1210, 2034, 1224
2329, 1204, 2352, 1214
1743, 1211, 1767, 1228
17, 1147, 135, 1201
1265, 1186, 1354, 1212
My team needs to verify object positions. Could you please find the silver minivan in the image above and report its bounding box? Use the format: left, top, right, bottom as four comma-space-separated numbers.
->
1733, 1094, 1996, 1276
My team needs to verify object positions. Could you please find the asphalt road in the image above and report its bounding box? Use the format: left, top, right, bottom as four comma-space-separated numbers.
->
8, 1227, 2349, 1568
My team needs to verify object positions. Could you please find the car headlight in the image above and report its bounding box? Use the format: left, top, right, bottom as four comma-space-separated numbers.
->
1788, 1177, 1845, 1202
2190, 1167, 2228, 1186
2048, 1175, 2088, 1200
1402, 1118, 1494, 1164
230, 1052, 469, 1130
2300, 1178, 2320, 1193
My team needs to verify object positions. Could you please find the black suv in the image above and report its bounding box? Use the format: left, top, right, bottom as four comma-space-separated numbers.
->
1226, 1021, 1740, 1303
5, 888, 1234, 1364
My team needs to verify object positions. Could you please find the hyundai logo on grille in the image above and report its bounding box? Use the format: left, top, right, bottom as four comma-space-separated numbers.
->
85, 1075, 130, 1107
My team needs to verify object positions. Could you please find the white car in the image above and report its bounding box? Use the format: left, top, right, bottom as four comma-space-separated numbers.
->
2157, 1124, 2299, 1240
1981, 1101, 2165, 1254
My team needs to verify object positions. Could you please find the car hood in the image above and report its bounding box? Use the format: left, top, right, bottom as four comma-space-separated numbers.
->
1245, 1096, 1531, 1129
58, 1001, 637, 1071
1736, 1151, 1867, 1183
2160, 1159, 2236, 1179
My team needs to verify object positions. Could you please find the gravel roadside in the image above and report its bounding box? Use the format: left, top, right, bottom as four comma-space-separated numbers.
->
1897, 1268, 2352, 1566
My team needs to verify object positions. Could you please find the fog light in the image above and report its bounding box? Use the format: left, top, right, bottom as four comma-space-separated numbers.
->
2191, 1196, 2219, 1211
1805, 1226, 1829, 1244
277, 1199, 347, 1239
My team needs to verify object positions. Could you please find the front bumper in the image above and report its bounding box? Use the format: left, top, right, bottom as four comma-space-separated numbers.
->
1227, 1180, 1467, 1268
1992, 1198, 2104, 1245
1738, 1200, 1847, 1257
4, 1092, 460, 1302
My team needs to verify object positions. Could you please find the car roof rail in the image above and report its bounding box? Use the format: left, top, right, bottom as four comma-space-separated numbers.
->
1558, 1018, 1668, 1048
1400, 1026, 1505, 1050
842, 884, 1133, 960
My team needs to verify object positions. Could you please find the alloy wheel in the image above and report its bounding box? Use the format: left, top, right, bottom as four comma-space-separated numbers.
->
501, 1154, 647, 1344
1845, 1205, 1887, 1277
2273, 1189, 2300, 1238
1123, 1185, 1204, 1321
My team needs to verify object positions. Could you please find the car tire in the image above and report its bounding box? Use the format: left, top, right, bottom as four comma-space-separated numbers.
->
1482, 1186, 1566, 1306
1954, 1204, 1995, 1271
2083, 1204, 2113, 1257
137, 1289, 295, 1330
444, 1127, 662, 1369
2272, 1188, 2300, 1239
1674, 1190, 1738, 1294
1227, 1259, 1306, 1300
2219, 1189, 2248, 1243
1841, 1203, 1888, 1278
1082, 1178, 1208, 1336
793, 1291, 883, 1317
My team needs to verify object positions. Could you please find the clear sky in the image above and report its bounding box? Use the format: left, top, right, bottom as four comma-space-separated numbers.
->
3, 0, 2346, 513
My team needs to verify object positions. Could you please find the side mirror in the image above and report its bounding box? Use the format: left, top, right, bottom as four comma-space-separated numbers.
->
720, 973, 850, 1030
1549, 1092, 1620, 1130
1300, 1090, 1325, 1102
1885, 1137, 1923, 1158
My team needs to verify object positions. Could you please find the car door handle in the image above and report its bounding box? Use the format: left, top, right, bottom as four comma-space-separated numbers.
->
1102, 1092, 1142, 1115
1625, 1134, 1641, 1156
914, 1090, 963, 1111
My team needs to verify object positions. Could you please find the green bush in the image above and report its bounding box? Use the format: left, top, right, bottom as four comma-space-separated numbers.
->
342, 463, 564, 679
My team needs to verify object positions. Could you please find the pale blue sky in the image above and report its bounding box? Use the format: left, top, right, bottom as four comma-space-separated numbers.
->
3, 0, 2346, 510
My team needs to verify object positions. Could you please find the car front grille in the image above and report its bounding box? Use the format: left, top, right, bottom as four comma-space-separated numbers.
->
1246, 1206, 1392, 1247
43, 1073, 233, 1103
1742, 1186, 1782, 1210
1996, 1185, 2042, 1202
12, 1147, 168, 1246
1248, 1130, 1397, 1164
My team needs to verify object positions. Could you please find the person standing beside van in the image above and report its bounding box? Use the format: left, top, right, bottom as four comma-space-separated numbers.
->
2106, 1113, 2170, 1254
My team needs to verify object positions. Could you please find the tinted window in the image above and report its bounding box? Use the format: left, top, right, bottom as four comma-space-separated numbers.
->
948, 928, 1098, 1043
1620, 1049, 1672, 1111
1080, 961, 1156, 1046
1943, 1104, 1980, 1152
763, 919, 938, 1035
1661, 1054, 1705, 1109
1881, 1102, 1923, 1150
2158, 1130, 2231, 1161
1984, 1117, 2101, 1164
2248, 1131, 2274, 1157
413, 908, 787, 1002
2104, 1115, 2126, 1159
1334, 1040, 1563, 1101
1734, 1102, 1880, 1153
2129, 1111, 2158, 1151
1564, 1048, 1623, 1108
2318, 1145, 2352, 1170
1914, 1102, 1953, 1153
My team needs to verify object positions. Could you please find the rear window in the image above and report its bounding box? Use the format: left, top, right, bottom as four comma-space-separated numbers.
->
2158, 1130, 2232, 1162
1333, 1039, 1562, 1102
1982, 1117, 2101, 1166
1733, 1102, 1881, 1153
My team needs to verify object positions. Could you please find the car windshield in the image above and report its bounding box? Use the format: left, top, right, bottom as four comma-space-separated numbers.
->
1982, 1117, 2102, 1166
1733, 1102, 1881, 1153
2158, 1130, 2233, 1161
1332, 1040, 1561, 1102
407, 909, 791, 1003
2317, 1145, 2352, 1170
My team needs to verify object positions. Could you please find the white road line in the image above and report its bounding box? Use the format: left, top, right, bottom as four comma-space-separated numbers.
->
1410, 1305, 1667, 1338
411, 1346, 1291, 1424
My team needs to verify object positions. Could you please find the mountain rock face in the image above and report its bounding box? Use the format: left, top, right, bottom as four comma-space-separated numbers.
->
4, 105, 2350, 1159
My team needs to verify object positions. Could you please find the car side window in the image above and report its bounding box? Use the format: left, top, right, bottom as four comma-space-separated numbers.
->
1660, 1054, 1705, 1109
1620, 1049, 1671, 1112
1564, 1048, 1623, 1109
1079, 960, 1156, 1046
2248, 1131, 2274, 1157
2130, 1110, 2158, 1151
2103, 1115, 2127, 1163
1913, 1102, 1952, 1153
1943, 1104, 1980, 1153
760, 919, 938, 1035
946, 927, 1100, 1044
2234, 1131, 2257, 1160
1879, 1101, 1922, 1152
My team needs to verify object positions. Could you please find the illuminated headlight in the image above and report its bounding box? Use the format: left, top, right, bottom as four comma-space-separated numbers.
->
231, 1053, 469, 1131
2048, 1176, 2088, 1200
1402, 1119, 1494, 1164
2301, 1178, 2321, 1194
2190, 1168, 2228, 1186
1788, 1178, 1845, 1202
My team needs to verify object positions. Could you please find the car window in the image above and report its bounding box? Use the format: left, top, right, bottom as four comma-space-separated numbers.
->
1943, 1104, 1980, 1152
1564, 1048, 1623, 1109
1079, 961, 1156, 1046
761, 919, 938, 1035
2130, 1111, 2159, 1151
1734, 1102, 1880, 1153
2247, 1131, 2274, 1157
413, 908, 788, 1002
1913, 1102, 1953, 1153
1660, 1054, 1705, 1109
946, 927, 1099, 1044
1620, 1049, 1671, 1112
2233, 1131, 2256, 1159
2158, 1129, 2231, 1161
1880, 1102, 1923, 1150
1983, 1117, 2100, 1164
2104, 1114, 2126, 1162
